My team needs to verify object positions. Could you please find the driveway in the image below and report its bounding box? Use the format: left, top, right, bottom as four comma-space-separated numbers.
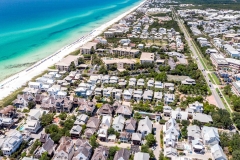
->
168, 58, 176, 70
153, 122, 162, 159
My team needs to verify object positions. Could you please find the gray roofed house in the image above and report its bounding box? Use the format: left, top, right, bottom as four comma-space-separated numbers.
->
113, 101, 122, 110
86, 117, 100, 129
193, 113, 213, 123
72, 139, 92, 160
40, 133, 50, 143
53, 137, 74, 160
125, 118, 137, 133
91, 146, 109, 160
211, 144, 227, 160
70, 125, 82, 138
187, 125, 201, 143
74, 114, 89, 126
78, 100, 95, 115
132, 133, 142, 145
97, 104, 113, 116
115, 105, 132, 118
134, 152, 150, 160
113, 148, 130, 160
130, 145, 140, 154
137, 116, 152, 136
84, 128, 96, 139
35, 138, 56, 158
164, 147, 178, 158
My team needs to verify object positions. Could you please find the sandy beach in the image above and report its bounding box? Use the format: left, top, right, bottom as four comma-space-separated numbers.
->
0, 0, 146, 100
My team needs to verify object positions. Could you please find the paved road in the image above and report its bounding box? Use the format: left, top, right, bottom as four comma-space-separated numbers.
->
172, 8, 225, 109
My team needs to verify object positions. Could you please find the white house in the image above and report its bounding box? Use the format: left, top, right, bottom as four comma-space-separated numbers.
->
100, 115, 112, 129
201, 126, 220, 146
171, 108, 188, 120
211, 144, 227, 160
123, 89, 133, 101
188, 101, 203, 113
137, 116, 152, 137
163, 118, 180, 148
1, 130, 23, 155
29, 82, 42, 89
112, 115, 125, 132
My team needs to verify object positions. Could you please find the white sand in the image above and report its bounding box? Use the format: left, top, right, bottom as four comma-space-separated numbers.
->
0, 0, 146, 100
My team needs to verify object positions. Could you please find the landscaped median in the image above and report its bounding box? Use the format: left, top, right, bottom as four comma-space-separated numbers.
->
211, 73, 221, 85
216, 88, 231, 113
208, 73, 215, 84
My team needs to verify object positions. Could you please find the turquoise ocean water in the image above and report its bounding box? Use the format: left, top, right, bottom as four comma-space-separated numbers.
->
0, 0, 141, 81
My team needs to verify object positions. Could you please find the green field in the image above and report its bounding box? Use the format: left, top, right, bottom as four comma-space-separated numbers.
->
211, 73, 221, 85
208, 73, 215, 84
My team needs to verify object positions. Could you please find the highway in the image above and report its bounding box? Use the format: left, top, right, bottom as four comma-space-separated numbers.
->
171, 8, 226, 109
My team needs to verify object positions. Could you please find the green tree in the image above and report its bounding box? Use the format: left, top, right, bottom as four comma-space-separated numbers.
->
58, 112, 67, 120
181, 126, 188, 139
40, 114, 54, 127
223, 84, 232, 96
27, 101, 36, 109
232, 150, 240, 160
108, 146, 120, 160
134, 112, 142, 121
39, 151, 51, 160
89, 134, 99, 149
107, 127, 115, 135
145, 134, 156, 146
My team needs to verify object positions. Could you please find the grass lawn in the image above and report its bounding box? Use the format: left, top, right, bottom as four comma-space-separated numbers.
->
202, 58, 213, 70
220, 89, 232, 105
208, 73, 215, 84
211, 73, 220, 85
0, 87, 24, 108
216, 88, 230, 112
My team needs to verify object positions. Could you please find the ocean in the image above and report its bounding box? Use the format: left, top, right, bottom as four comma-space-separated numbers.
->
0, 0, 141, 81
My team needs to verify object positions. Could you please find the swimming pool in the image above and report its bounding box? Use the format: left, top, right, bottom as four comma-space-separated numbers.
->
19, 126, 25, 131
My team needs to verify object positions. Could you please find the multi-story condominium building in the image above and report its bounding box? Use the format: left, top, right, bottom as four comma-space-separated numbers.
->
112, 47, 139, 58
210, 53, 228, 70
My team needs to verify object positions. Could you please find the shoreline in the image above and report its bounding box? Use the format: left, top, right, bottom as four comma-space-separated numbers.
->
0, 0, 146, 101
